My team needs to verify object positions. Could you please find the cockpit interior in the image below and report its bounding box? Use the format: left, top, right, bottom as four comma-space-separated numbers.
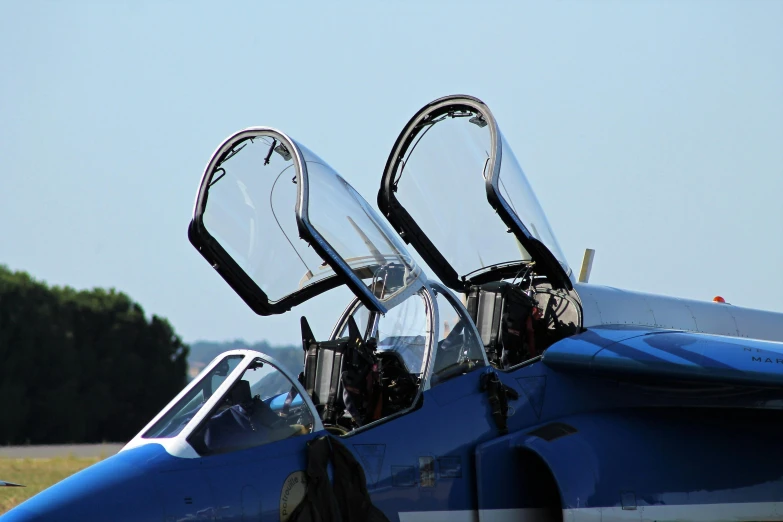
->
137, 96, 587, 456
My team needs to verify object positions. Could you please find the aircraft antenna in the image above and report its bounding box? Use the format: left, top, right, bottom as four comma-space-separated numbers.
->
578, 248, 595, 283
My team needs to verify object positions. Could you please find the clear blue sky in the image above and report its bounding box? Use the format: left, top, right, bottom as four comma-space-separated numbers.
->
2, 1, 781, 346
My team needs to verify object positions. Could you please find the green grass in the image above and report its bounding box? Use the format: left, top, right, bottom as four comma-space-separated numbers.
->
0, 455, 105, 514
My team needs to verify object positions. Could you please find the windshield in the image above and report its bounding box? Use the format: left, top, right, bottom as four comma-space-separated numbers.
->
189, 357, 314, 455
143, 355, 243, 439
339, 290, 429, 375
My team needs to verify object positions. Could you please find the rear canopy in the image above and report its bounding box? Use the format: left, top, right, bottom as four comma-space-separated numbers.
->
378, 95, 572, 291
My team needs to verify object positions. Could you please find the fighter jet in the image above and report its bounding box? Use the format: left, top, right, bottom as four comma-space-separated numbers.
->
4, 95, 783, 522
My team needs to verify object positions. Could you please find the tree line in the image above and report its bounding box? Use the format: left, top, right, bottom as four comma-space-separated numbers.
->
0, 265, 189, 445
188, 339, 301, 378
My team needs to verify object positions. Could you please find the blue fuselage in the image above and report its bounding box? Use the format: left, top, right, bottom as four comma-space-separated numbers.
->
6, 334, 783, 522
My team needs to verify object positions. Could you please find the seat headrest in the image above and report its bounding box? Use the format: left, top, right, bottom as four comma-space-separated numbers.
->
230, 379, 253, 406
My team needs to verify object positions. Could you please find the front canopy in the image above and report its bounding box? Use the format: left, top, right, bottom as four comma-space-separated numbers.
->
189, 128, 421, 315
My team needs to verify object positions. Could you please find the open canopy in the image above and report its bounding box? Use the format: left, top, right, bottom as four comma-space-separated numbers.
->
378, 95, 572, 291
189, 128, 422, 315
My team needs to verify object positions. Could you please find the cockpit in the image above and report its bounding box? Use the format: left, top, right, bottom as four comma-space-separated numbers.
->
140, 354, 315, 455
313, 279, 488, 435
379, 95, 583, 368
132, 278, 488, 455
128, 95, 585, 457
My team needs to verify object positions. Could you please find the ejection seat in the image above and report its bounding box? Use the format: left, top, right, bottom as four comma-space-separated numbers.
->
300, 317, 351, 428
300, 314, 388, 433
304, 345, 347, 425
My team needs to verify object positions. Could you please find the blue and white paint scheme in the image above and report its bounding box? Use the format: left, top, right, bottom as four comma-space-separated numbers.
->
4, 95, 782, 522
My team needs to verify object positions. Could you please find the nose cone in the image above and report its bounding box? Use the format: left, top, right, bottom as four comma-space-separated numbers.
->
1, 444, 167, 522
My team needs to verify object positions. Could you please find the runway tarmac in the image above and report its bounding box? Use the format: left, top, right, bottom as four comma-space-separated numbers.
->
0, 443, 125, 459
